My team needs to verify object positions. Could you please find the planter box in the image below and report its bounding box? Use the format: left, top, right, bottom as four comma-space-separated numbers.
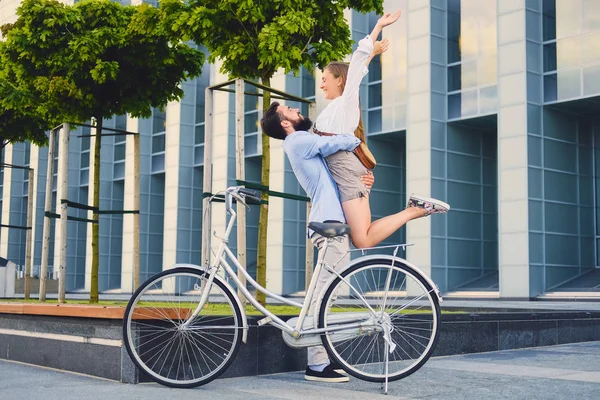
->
14, 278, 59, 295
1, 303, 600, 383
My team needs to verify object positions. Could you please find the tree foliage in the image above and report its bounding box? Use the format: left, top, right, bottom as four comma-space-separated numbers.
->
0, 0, 206, 302
174, 0, 384, 304
0, 44, 49, 151
0, 0, 204, 123
179, 0, 384, 81
0, 106, 49, 150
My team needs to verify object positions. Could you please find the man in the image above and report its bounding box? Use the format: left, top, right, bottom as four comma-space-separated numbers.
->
260, 101, 373, 383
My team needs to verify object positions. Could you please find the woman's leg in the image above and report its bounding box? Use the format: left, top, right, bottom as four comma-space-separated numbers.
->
342, 197, 427, 249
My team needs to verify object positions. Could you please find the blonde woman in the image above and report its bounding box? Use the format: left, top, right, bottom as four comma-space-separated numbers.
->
313, 10, 449, 248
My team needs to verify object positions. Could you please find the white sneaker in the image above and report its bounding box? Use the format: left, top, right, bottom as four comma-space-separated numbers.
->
407, 194, 450, 215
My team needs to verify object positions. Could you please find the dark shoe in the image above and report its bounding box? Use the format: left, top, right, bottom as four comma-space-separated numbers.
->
304, 364, 349, 383
329, 360, 347, 375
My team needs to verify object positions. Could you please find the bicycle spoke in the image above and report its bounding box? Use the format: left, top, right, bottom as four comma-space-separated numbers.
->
320, 260, 440, 382
124, 269, 242, 387
139, 330, 180, 360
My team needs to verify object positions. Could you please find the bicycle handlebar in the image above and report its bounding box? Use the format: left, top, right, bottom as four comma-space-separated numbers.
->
209, 186, 261, 211
237, 187, 262, 205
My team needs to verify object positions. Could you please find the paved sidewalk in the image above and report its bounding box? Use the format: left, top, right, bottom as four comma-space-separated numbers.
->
2, 341, 600, 400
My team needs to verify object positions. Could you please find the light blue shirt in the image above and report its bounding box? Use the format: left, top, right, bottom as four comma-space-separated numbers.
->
282, 131, 361, 237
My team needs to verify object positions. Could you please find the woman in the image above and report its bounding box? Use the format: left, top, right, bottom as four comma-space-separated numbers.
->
314, 10, 449, 248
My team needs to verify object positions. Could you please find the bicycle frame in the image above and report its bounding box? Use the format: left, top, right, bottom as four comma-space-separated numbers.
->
180, 188, 384, 338
126, 186, 443, 394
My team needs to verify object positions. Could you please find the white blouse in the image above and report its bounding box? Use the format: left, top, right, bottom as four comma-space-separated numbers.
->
314, 36, 374, 136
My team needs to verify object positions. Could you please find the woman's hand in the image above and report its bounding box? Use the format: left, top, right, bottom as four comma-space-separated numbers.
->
361, 170, 375, 190
366, 38, 390, 67
370, 10, 401, 42
376, 10, 402, 28
372, 38, 390, 57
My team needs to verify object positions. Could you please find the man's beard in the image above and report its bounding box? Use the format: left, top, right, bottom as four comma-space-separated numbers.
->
292, 116, 313, 132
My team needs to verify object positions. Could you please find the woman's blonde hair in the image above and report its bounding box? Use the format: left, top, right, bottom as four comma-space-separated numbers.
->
324, 62, 366, 143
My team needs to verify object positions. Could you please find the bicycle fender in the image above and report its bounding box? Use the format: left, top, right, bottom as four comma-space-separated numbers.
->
314, 255, 443, 319
376, 255, 443, 302
173, 263, 249, 343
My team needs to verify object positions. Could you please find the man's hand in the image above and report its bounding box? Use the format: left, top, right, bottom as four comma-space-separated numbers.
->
361, 170, 374, 190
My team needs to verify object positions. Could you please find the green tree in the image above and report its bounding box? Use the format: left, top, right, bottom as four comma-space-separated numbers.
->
0, 0, 205, 302
179, 0, 384, 304
0, 45, 50, 151
0, 108, 49, 151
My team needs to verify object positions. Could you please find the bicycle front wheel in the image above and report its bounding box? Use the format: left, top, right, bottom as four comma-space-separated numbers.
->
318, 258, 441, 382
123, 267, 243, 388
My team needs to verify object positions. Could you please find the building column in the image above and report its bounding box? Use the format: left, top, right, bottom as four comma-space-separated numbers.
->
496, 0, 530, 298
405, 1, 433, 278
121, 116, 139, 293
163, 100, 183, 272
119, 0, 145, 295
0, 144, 15, 259
264, 73, 288, 295
28, 145, 41, 278
209, 63, 233, 261
523, 1, 545, 296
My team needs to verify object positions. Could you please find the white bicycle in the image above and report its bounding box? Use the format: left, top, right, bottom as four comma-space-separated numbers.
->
123, 186, 442, 390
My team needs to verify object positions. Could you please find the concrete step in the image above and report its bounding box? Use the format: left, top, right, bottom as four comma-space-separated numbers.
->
3, 304, 600, 384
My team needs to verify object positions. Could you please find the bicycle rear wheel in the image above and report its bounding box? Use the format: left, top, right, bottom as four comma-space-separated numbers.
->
123, 267, 243, 388
318, 258, 440, 382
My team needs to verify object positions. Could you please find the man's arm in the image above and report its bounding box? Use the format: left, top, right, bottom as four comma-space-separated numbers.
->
294, 134, 360, 159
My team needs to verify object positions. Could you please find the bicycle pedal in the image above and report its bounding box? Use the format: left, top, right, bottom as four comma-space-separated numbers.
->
257, 317, 272, 326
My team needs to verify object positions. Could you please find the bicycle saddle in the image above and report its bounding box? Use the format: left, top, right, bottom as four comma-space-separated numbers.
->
308, 221, 351, 238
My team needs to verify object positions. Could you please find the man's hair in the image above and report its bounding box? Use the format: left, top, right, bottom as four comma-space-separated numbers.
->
260, 101, 287, 140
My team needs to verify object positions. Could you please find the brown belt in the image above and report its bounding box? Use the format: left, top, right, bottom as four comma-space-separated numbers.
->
313, 127, 336, 137
311, 127, 376, 170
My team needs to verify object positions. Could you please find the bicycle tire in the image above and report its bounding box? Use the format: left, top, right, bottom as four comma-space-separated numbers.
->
123, 267, 243, 388
318, 258, 441, 382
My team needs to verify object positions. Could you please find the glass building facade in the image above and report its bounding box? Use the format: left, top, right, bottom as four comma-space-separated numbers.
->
2, 0, 600, 298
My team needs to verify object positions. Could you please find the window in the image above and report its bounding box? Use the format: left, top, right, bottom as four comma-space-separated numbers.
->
151, 109, 166, 173
446, 0, 498, 119
542, 0, 600, 101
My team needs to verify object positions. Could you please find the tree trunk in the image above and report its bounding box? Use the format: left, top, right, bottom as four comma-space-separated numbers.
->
256, 76, 271, 306
58, 123, 70, 303
133, 132, 140, 291
24, 168, 34, 300
39, 130, 57, 302
90, 117, 102, 303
